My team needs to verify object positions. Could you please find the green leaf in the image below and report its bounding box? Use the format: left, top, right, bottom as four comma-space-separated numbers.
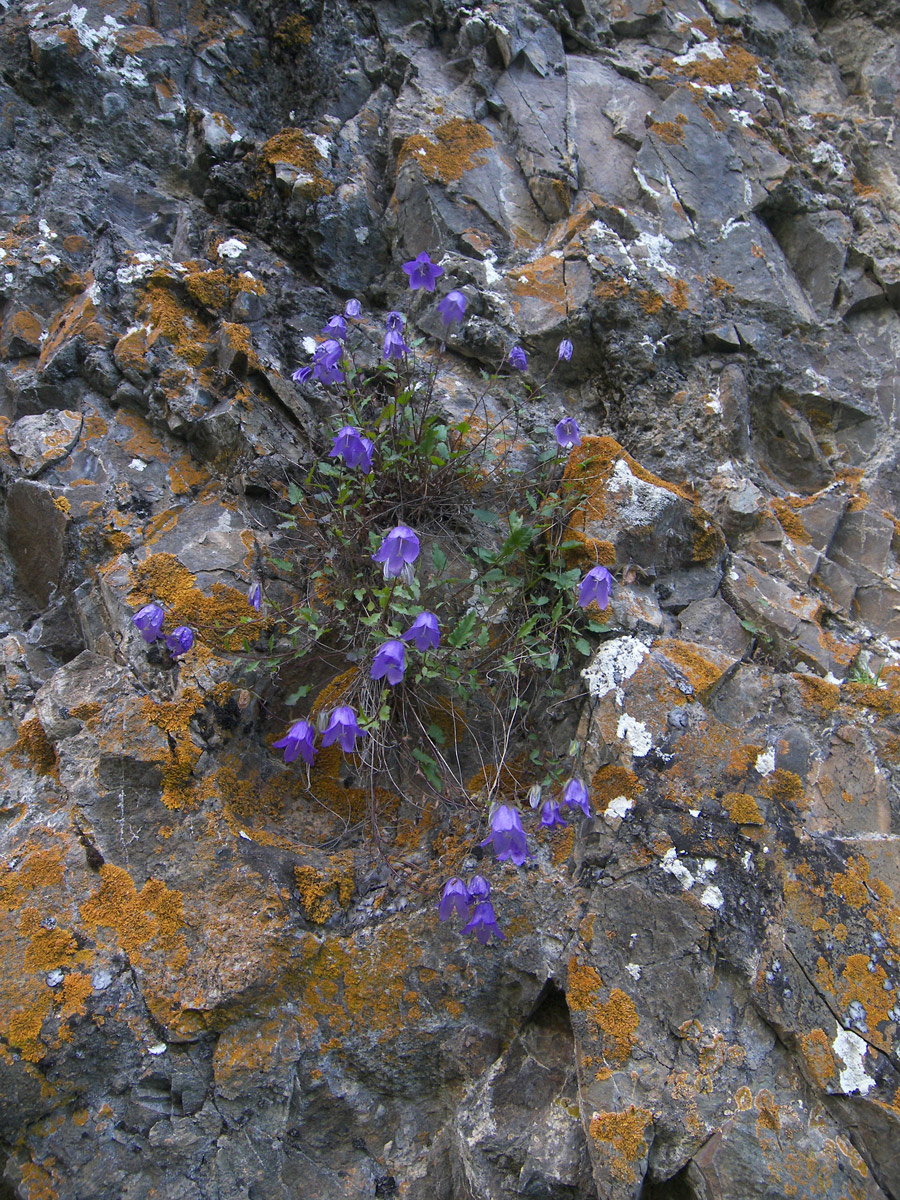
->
575, 637, 592, 656
449, 611, 479, 648
432, 545, 447, 573
270, 557, 293, 572
288, 482, 303, 505
426, 723, 446, 746
412, 748, 442, 790
285, 685, 311, 705
474, 509, 499, 525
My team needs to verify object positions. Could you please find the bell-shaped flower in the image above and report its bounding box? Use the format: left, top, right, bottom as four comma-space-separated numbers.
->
386, 310, 404, 331
292, 365, 313, 384
312, 338, 344, 385
438, 290, 466, 325
578, 565, 612, 610
345, 298, 362, 318
439, 877, 469, 921
372, 525, 420, 578
322, 314, 347, 340
371, 639, 405, 686
401, 610, 440, 652
563, 778, 591, 818
480, 805, 530, 866
541, 799, 568, 829
462, 900, 505, 945
558, 338, 574, 361
383, 326, 409, 360
329, 425, 373, 473
133, 602, 164, 644
555, 417, 581, 449
508, 345, 527, 371
248, 581, 262, 611
273, 719, 317, 766
527, 782, 543, 809
402, 251, 444, 292
165, 626, 194, 658
467, 874, 490, 901
320, 706, 367, 754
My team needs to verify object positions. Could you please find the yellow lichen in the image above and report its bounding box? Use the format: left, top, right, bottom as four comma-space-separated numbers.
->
589, 1107, 652, 1182
722, 792, 764, 825
799, 1028, 836, 1088
397, 118, 494, 183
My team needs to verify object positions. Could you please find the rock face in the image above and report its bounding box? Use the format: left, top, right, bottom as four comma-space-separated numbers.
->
2, 1, 900, 1198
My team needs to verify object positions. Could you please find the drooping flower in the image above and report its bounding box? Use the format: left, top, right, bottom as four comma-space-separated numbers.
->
555, 417, 581, 449
372, 525, 420, 578
248, 581, 262, 611
438, 290, 467, 325
312, 338, 344, 385
527, 782, 543, 809
322, 314, 347, 340
165, 626, 194, 658
320, 706, 367, 754
292, 365, 313, 384
272, 719, 317, 766
541, 799, 568, 829
467, 874, 490, 901
558, 338, 574, 362
462, 900, 505, 945
480, 805, 530, 866
133, 602, 164, 644
345, 298, 362, 318
562, 778, 591, 818
401, 610, 440, 652
508, 345, 528, 371
383, 326, 409, 360
402, 251, 444, 292
329, 426, 374, 473
439, 877, 469, 921
371, 639, 406, 686
386, 310, 404, 331
578, 565, 613, 610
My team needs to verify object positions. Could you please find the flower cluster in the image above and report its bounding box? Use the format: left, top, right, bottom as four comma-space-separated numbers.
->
272, 705, 367, 766
131, 603, 195, 659
439, 875, 503, 944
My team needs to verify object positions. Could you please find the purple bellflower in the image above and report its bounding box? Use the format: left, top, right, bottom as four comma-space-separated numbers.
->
480, 805, 530, 866
273, 719, 317, 766
330, 426, 374, 473
402, 610, 440, 652
165, 626, 194, 658
439, 877, 469, 921
322, 314, 347, 340
133, 602, 164, 644
462, 900, 505, 945
508, 345, 528, 371
403, 251, 444, 292
541, 799, 568, 829
248, 581, 262, 611
558, 338, 574, 362
555, 417, 581, 449
345, 298, 362, 318
292, 366, 313, 384
386, 310, 404, 331
371, 639, 406, 686
383, 326, 409, 360
578, 565, 613, 610
312, 338, 344, 385
321, 706, 367, 754
438, 290, 467, 325
467, 874, 490, 901
563, 778, 591, 818
372, 525, 420, 578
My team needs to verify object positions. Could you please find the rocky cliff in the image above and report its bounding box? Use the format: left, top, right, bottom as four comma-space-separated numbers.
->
3, 0, 900, 1197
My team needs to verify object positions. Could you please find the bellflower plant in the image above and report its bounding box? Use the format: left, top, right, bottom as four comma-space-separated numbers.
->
273, 719, 317, 766
563, 778, 591, 818
372, 525, 420, 578
467, 874, 490, 901
541, 799, 568, 829
383, 326, 409, 361
439, 877, 469, 921
402, 611, 440, 652
322, 314, 347, 340
403, 251, 444, 292
165, 626, 194, 658
555, 418, 581, 449
558, 338, 574, 362
330, 426, 374, 473
578, 566, 613, 610
371, 640, 406, 686
508, 345, 527, 371
386, 310, 404, 331
480, 805, 530, 866
438, 290, 466, 325
321, 706, 367, 754
344, 298, 362, 318
133, 602, 165, 643
462, 900, 505, 944
248, 581, 262, 611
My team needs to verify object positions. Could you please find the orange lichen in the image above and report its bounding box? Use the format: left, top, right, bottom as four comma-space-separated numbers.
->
589, 1107, 652, 1182
832, 857, 871, 909
590, 765, 643, 811
658, 640, 728, 694
663, 42, 760, 89
800, 1028, 836, 1088
80, 864, 186, 965
772, 498, 810, 543
508, 255, 567, 314
397, 118, 493, 183
274, 14, 312, 46
567, 956, 603, 1012
256, 130, 334, 197
294, 853, 355, 924
7, 717, 58, 778
595, 988, 640, 1063
128, 553, 261, 651
758, 769, 806, 810
139, 276, 210, 367
793, 673, 839, 715
722, 792, 764, 825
